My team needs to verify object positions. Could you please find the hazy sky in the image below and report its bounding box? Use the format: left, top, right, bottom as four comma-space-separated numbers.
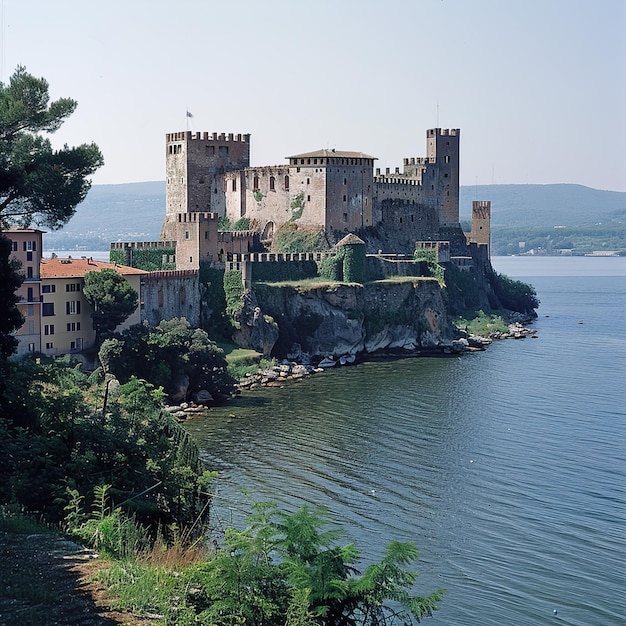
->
2, 0, 625, 191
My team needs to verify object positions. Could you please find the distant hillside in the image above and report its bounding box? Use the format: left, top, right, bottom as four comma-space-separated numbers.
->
43, 181, 625, 252
43, 181, 165, 251
459, 184, 626, 228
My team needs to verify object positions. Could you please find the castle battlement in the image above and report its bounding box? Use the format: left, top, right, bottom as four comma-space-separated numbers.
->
373, 176, 422, 187
403, 157, 433, 166
111, 240, 177, 250
218, 230, 257, 241
166, 131, 250, 143
228, 251, 330, 265
142, 269, 198, 281
245, 165, 290, 175
175, 212, 219, 223
427, 128, 460, 137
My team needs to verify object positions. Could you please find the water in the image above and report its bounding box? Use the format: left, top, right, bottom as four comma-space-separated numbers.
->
186, 256, 626, 625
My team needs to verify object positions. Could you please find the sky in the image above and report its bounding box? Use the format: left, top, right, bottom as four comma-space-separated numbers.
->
2, 0, 625, 191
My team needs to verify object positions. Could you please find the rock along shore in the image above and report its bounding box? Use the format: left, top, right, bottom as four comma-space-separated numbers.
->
165, 319, 537, 420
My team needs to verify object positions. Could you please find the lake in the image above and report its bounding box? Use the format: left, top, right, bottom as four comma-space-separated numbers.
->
185, 256, 625, 625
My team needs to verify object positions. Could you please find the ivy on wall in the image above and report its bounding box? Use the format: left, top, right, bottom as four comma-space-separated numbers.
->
223, 270, 244, 326
414, 249, 444, 284
317, 253, 343, 281
109, 249, 126, 265
252, 260, 318, 283
109, 248, 176, 271
342, 244, 366, 283
289, 192, 305, 221
274, 223, 328, 253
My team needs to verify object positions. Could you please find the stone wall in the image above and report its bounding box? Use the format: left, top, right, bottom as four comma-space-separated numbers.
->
141, 270, 200, 327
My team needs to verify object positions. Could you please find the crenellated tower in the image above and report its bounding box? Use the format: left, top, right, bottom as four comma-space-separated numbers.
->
161, 131, 250, 240
423, 128, 460, 228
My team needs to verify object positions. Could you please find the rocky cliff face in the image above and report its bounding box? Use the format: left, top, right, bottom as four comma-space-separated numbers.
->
252, 279, 459, 360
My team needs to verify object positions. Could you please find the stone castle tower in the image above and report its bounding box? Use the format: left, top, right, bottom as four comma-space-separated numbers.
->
425, 128, 460, 228
468, 200, 491, 255
161, 131, 250, 240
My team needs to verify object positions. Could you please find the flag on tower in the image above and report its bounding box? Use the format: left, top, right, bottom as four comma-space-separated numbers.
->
186, 110, 193, 118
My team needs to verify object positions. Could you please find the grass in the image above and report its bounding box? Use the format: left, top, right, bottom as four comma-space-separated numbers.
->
217, 340, 275, 381
0, 504, 51, 534
456, 311, 509, 336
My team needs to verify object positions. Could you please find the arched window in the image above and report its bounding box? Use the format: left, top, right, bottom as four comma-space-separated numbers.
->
284, 175, 290, 190
269, 176, 275, 191
253, 175, 259, 191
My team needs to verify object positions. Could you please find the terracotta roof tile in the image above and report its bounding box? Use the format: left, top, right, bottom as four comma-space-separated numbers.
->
286, 149, 376, 160
40, 257, 147, 279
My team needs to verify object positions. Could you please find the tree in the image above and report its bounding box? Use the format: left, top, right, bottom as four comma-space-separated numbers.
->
0, 66, 103, 230
83, 268, 139, 344
99, 317, 235, 404
0, 234, 23, 358
193, 502, 445, 625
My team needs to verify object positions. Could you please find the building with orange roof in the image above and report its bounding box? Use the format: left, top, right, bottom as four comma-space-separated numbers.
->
37, 255, 146, 356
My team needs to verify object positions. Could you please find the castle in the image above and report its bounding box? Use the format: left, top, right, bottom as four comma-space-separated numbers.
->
141, 127, 490, 270
6, 126, 492, 359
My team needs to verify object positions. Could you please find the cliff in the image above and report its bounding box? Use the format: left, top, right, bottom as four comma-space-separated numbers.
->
250, 278, 460, 360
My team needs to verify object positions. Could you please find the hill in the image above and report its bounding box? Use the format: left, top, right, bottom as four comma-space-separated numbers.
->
42, 181, 626, 253
459, 184, 626, 227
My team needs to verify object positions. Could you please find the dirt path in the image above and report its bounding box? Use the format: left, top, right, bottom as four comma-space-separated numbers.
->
0, 531, 152, 625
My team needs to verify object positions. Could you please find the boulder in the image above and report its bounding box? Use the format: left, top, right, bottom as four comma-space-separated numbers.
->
192, 389, 214, 405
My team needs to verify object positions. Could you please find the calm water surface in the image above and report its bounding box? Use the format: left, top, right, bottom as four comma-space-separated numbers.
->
186, 256, 626, 625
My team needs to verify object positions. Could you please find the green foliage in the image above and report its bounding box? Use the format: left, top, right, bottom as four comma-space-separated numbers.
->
317, 253, 343, 281
456, 311, 509, 336
184, 502, 444, 625
290, 192, 305, 221
254, 190, 264, 202
0, 234, 23, 358
492, 272, 539, 313
0, 66, 103, 230
413, 249, 445, 284
68, 484, 150, 560
129, 247, 176, 271
199, 263, 230, 337
228, 357, 276, 382
224, 270, 245, 322
218, 215, 232, 231
109, 249, 126, 265
342, 244, 366, 283
0, 356, 213, 529
441, 262, 484, 317
252, 259, 319, 283
83, 268, 139, 343
101, 318, 235, 404
274, 223, 328, 253
233, 216, 252, 231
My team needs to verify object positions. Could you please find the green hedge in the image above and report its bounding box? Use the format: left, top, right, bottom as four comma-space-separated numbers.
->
252, 260, 318, 283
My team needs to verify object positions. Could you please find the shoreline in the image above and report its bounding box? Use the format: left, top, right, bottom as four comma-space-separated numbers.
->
168, 320, 537, 420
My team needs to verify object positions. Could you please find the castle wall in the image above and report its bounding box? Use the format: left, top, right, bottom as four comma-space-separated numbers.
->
325, 162, 374, 231
141, 270, 200, 327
